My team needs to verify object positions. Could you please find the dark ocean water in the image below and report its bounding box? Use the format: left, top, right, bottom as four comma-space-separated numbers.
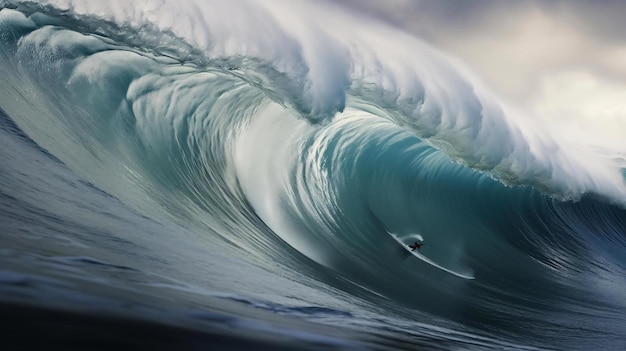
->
1, 2, 626, 350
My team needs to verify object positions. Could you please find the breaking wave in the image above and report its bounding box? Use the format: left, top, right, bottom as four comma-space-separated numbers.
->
2, 1, 626, 349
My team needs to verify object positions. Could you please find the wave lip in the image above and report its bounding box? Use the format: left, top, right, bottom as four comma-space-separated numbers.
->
3, 1, 626, 202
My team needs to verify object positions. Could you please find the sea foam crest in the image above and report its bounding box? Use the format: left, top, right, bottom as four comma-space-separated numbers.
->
11, 0, 626, 202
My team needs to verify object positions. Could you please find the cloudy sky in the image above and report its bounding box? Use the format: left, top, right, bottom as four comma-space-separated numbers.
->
336, 0, 626, 150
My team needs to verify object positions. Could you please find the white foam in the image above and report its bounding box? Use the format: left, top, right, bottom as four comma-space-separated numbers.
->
24, 0, 626, 202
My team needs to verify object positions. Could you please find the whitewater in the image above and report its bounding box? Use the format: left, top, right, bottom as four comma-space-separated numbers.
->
1, 1, 626, 350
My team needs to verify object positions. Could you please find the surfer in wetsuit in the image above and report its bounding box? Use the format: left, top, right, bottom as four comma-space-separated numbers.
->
408, 241, 423, 251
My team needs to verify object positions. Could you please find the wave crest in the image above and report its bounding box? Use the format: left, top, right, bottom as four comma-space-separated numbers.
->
3, 1, 626, 202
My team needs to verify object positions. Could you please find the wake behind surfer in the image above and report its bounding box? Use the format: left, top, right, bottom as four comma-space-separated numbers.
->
408, 241, 423, 251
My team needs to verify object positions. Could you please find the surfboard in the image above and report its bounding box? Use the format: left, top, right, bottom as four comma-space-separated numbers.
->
389, 233, 475, 280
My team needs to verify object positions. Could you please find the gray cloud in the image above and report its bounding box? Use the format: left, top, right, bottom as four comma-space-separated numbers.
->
332, 0, 626, 102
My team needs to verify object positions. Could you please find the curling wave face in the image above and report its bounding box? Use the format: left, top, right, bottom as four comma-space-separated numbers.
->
1, 1, 626, 350
5, 0, 626, 201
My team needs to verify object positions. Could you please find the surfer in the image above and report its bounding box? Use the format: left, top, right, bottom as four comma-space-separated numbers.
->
408, 241, 423, 251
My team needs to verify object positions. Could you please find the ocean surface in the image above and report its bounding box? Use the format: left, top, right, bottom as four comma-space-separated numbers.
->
1, 1, 626, 350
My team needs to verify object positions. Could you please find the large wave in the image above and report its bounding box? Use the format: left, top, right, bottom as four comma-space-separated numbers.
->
2, 1, 626, 349
4, 0, 626, 202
